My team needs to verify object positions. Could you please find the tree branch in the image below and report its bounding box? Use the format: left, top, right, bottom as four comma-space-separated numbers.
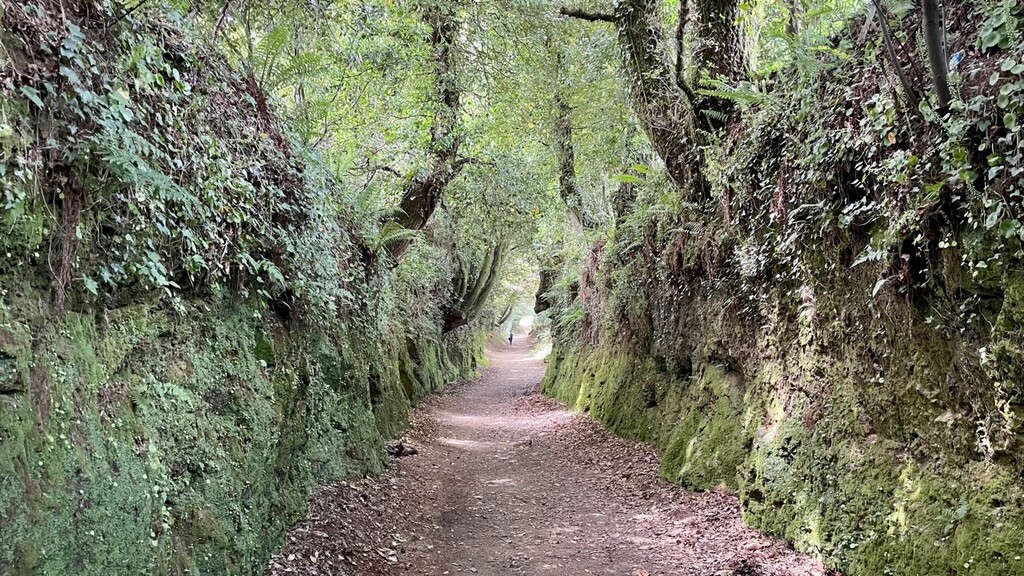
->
116, 0, 151, 23
453, 156, 479, 170
375, 165, 404, 178
675, 0, 688, 89
559, 7, 615, 23
869, 0, 921, 109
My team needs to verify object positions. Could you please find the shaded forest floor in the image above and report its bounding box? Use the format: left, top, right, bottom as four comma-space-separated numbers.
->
266, 337, 834, 576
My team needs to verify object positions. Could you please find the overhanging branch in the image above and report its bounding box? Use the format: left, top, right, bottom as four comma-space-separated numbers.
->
559, 7, 615, 23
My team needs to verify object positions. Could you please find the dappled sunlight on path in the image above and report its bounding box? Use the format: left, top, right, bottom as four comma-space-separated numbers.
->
268, 335, 835, 576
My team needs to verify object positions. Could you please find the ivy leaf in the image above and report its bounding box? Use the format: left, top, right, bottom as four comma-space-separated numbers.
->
982, 30, 1002, 49
999, 219, 1020, 239
985, 207, 1002, 229
83, 277, 99, 295
19, 86, 44, 109
871, 277, 888, 298
59, 66, 82, 86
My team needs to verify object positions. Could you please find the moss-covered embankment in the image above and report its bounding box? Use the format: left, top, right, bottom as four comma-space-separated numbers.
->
0, 291, 478, 575
545, 275, 1024, 574
542, 4, 1024, 575
0, 1, 483, 574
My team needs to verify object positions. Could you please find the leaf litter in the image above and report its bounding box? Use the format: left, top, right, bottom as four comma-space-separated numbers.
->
267, 338, 837, 576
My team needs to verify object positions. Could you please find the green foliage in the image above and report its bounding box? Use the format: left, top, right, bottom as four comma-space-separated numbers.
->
0, 2, 490, 575
543, 3, 1024, 576
979, 0, 1022, 50
739, 0, 863, 75
10, 0, 1024, 575
1, 1, 369, 323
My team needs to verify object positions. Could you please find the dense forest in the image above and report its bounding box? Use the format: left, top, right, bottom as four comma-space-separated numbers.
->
1, 0, 1023, 574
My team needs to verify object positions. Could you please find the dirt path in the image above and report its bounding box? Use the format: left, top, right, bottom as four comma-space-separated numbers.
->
267, 337, 833, 576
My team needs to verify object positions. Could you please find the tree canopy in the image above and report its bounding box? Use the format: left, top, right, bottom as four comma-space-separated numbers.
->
172, 0, 872, 328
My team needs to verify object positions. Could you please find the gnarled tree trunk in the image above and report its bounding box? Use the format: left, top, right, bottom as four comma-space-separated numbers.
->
386, 2, 468, 261
443, 243, 506, 333
562, 0, 747, 198
615, 0, 708, 198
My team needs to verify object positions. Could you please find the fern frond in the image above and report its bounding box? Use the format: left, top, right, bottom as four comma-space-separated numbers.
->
701, 108, 731, 124
373, 221, 420, 252
695, 81, 770, 107
271, 52, 327, 90
252, 24, 292, 87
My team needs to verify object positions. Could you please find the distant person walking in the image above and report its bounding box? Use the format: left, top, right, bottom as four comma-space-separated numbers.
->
507, 329, 514, 345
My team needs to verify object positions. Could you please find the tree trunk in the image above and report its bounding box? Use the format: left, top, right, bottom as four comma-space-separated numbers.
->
386, 2, 466, 261
922, 0, 951, 109
550, 43, 598, 230
443, 243, 505, 333
465, 245, 497, 309
534, 268, 556, 313
786, 0, 801, 37
675, 0, 688, 89
692, 0, 748, 83
554, 92, 595, 231
615, 0, 708, 198
495, 304, 513, 327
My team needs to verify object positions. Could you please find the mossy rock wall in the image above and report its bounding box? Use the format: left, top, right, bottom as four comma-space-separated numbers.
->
543, 346, 749, 490
0, 285, 479, 575
0, 1, 488, 573
541, 4, 1024, 571
543, 264, 1024, 575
